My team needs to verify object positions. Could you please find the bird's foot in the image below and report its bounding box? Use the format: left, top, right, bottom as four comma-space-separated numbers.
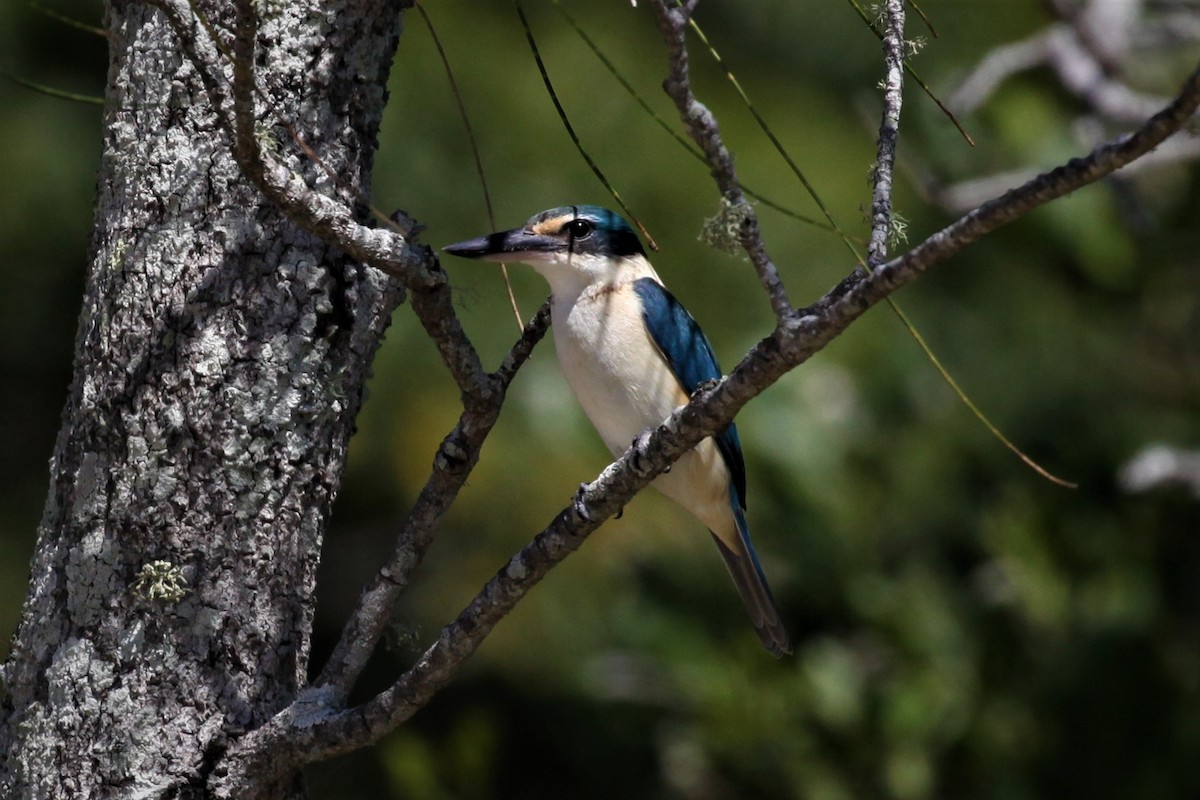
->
573, 483, 593, 522
690, 378, 720, 398
630, 428, 668, 475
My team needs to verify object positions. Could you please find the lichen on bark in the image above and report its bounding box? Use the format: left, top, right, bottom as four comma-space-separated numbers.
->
0, 1, 406, 796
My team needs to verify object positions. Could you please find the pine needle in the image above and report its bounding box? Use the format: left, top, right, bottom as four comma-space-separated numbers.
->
415, 0, 524, 331
516, 0, 658, 251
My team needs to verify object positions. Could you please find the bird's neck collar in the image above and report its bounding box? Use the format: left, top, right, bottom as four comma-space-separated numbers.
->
540, 253, 659, 306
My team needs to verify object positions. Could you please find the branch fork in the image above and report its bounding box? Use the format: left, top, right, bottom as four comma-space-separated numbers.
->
147, 0, 1200, 794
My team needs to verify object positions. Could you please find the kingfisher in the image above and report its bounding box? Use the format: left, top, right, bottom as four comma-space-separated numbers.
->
443, 205, 790, 656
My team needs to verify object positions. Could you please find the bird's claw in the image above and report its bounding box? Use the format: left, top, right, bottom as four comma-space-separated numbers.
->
690, 377, 720, 398
630, 429, 669, 475
573, 483, 593, 522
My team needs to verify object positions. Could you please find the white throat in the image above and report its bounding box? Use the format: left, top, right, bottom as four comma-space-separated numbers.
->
527, 252, 661, 307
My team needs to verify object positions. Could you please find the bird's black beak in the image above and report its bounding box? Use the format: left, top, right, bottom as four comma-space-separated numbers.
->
443, 227, 559, 262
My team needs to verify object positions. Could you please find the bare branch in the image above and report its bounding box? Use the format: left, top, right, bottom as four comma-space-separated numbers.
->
867, 0, 907, 267
1046, 28, 1169, 122
208, 51, 1200, 797
920, 132, 1200, 214
151, 0, 429, 284
650, 0, 793, 318
948, 30, 1054, 112
1051, 0, 1139, 71
313, 301, 551, 699
849, 61, 1200, 312
950, 1, 1179, 124
153, 0, 499, 401
911, 0, 1200, 220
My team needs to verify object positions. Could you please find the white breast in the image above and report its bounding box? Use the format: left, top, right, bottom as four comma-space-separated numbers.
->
553, 282, 685, 456
551, 280, 738, 544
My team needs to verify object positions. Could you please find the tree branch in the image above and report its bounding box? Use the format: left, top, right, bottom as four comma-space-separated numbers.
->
650, 0, 793, 318
867, 0, 906, 267
918, 132, 1200, 214
313, 301, 551, 700
151, 0, 430, 285
208, 31, 1200, 793
950, 1, 1177, 124
146, 0, 1200, 793
153, 0, 499, 401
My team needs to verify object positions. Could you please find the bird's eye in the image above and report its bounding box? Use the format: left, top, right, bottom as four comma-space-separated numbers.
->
565, 219, 594, 239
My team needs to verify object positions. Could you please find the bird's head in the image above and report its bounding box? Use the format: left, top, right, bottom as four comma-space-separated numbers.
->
443, 205, 647, 294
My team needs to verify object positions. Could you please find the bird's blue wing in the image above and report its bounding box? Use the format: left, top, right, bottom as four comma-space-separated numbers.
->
635, 279, 788, 656
633, 278, 747, 509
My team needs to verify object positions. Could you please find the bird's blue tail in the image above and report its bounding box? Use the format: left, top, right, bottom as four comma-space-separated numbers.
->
712, 492, 791, 657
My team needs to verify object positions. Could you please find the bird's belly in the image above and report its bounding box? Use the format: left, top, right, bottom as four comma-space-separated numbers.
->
554, 299, 735, 541
555, 309, 683, 456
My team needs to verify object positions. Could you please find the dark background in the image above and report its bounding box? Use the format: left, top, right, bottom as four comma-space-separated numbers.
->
3, 2, 1198, 798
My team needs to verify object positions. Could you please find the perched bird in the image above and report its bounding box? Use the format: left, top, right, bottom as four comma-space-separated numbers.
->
444, 205, 790, 656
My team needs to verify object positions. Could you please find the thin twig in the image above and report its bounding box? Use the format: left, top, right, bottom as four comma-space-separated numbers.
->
683, 13, 866, 269
156, 0, 497, 400
414, 0, 524, 331
516, 0, 658, 250
651, 0, 793, 318
906, 0, 938, 38
209, 51, 1200, 799
28, 0, 108, 37
314, 301, 552, 698
1, 69, 104, 104
844, 0, 974, 145
867, 0, 906, 267
552, 0, 849, 238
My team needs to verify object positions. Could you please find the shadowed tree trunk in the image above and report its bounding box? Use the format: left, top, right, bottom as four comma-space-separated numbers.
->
0, 0, 404, 796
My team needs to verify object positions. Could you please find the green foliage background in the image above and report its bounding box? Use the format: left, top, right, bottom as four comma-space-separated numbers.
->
2, 2, 1198, 798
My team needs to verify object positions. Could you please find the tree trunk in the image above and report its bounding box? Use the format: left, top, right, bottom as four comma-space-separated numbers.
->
0, 1, 404, 796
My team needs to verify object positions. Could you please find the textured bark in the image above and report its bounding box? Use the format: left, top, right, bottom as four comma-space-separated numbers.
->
0, 1, 404, 797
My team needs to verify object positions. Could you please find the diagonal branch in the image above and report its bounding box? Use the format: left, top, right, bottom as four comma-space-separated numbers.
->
313, 301, 551, 699
152, 0, 1200, 794
207, 48, 1200, 796
184, 0, 558, 701
949, 15, 1173, 124
153, 0, 430, 285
